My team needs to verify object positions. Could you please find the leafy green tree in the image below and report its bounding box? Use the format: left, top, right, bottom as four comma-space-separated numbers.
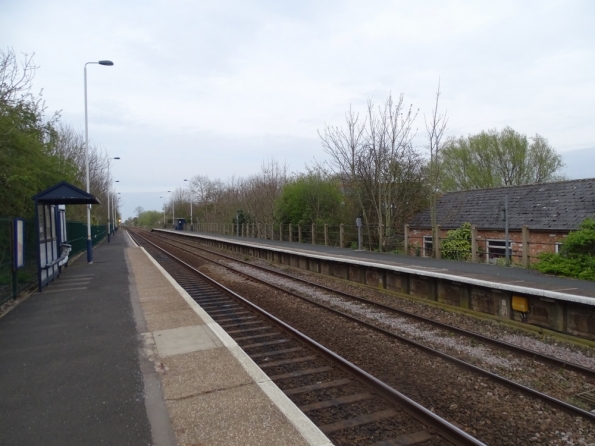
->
136, 210, 163, 228
441, 127, 564, 191
536, 218, 595, 281
275, 174, 344, 226
0, 49, 78, 218
441, 222, 472, 261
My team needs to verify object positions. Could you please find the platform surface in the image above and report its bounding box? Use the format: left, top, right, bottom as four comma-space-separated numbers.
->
168, 230, 595, 299
0, 231, 331, 446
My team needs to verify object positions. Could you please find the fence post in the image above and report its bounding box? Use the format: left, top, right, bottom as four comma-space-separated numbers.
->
289, 224, 293, 242
378, 224, 384, 252
404, 224, 409, 255
312, 224, 316, 245
434, 225, 442, 259
324, 224, 328, 246
340, 224, 344, 248
522, 225, 529, 267
279, 224, 283, 241
471, 225, 478, 262
298, 225, 302, 243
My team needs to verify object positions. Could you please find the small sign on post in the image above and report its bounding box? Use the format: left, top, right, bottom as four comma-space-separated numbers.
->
12, 218, 25, 299
356, 216, 362, 250
13, 218, 25, 270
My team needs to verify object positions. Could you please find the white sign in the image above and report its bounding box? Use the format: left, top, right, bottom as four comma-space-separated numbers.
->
14, 218, 24, 269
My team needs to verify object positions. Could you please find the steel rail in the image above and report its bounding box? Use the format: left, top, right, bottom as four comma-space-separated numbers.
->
152, 230, 595, 379
145, 229, 595, 422
130, 229, 486, 446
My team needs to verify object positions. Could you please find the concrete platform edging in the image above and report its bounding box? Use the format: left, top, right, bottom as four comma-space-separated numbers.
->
159, 230, 593, 305
139, 246, 333, 446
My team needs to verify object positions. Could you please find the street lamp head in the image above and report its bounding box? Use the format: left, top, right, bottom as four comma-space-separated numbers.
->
114, 157, 120, 160
98, 60, 114, 66
184, 179, 189, 182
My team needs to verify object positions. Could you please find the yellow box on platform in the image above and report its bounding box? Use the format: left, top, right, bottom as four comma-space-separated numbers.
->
512, 296, 529, 313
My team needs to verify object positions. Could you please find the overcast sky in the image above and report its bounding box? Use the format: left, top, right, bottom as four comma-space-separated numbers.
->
2, 0, 594, 220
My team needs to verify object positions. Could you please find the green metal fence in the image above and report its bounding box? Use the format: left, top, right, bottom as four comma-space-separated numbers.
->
65, 222, 106, 256
0, 218, 38, 306
0, 218, 107, 306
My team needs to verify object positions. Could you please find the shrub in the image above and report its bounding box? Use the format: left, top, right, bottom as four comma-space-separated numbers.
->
536, 218, 595, 281
441, 222, 472, 261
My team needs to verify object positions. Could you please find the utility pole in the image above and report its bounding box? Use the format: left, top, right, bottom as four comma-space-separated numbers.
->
502, 194, 510, 265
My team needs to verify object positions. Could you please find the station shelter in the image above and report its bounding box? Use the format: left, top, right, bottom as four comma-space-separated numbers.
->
31, 181, 100, 291
175, 218, 186, 231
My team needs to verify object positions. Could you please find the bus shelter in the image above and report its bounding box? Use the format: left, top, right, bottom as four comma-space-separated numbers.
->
32, 181, 100, 292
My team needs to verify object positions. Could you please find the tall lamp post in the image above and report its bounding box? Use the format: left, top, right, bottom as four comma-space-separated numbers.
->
84, 59, 113, 263
184, 179, 193, 231
163, 190, 171, 228
112, 180, 120, 235
115, 192, 121, 230
107, 157, 120, 243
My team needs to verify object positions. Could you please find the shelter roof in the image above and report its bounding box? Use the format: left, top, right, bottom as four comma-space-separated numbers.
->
408, 178, 595, 231
32, 181, 100, 205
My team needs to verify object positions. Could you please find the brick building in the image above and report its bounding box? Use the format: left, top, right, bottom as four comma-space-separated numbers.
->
406, 178, 595, 264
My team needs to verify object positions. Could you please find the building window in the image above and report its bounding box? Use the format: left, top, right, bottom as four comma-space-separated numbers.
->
555, 243, 562, 254
423, 236, 433, 257
486, 239, 512, 263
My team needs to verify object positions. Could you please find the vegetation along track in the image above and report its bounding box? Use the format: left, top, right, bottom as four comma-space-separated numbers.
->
132, 228, 595, 445
129, 228, 483, 446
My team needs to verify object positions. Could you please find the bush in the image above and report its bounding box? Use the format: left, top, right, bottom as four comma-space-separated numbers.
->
441, 223, 472, 261
536, 218, 595, 281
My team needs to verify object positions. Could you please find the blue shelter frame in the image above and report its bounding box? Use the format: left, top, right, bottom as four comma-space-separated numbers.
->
32, 181, 100, 292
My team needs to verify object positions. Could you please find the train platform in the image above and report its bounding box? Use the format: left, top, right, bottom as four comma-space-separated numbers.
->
172, 231, 595, 299
0, 231, 331, 446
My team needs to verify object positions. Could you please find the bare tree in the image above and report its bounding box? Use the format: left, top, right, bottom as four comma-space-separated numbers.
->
362, 94, 419, 247
318, 105, 367, 218
425, 80, 448, 255
318, 93, 424, 250
189, 174, 226, 223
0, 48, 37, 105
240, 159, 288, 225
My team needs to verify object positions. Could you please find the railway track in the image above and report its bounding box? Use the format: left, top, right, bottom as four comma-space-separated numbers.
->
129, 228, 483, 445
129, 228, 595, 444
145, 229, 595, 416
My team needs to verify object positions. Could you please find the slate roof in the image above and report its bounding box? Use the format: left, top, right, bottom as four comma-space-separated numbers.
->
408, 178, 595, 231
32, 181, 100, 205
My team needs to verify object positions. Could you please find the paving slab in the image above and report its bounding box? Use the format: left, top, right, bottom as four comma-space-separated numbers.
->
166, 383, 311, 446
160, 349, 254, 400
143, 307, 205, 332
153, 325, 222, 357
